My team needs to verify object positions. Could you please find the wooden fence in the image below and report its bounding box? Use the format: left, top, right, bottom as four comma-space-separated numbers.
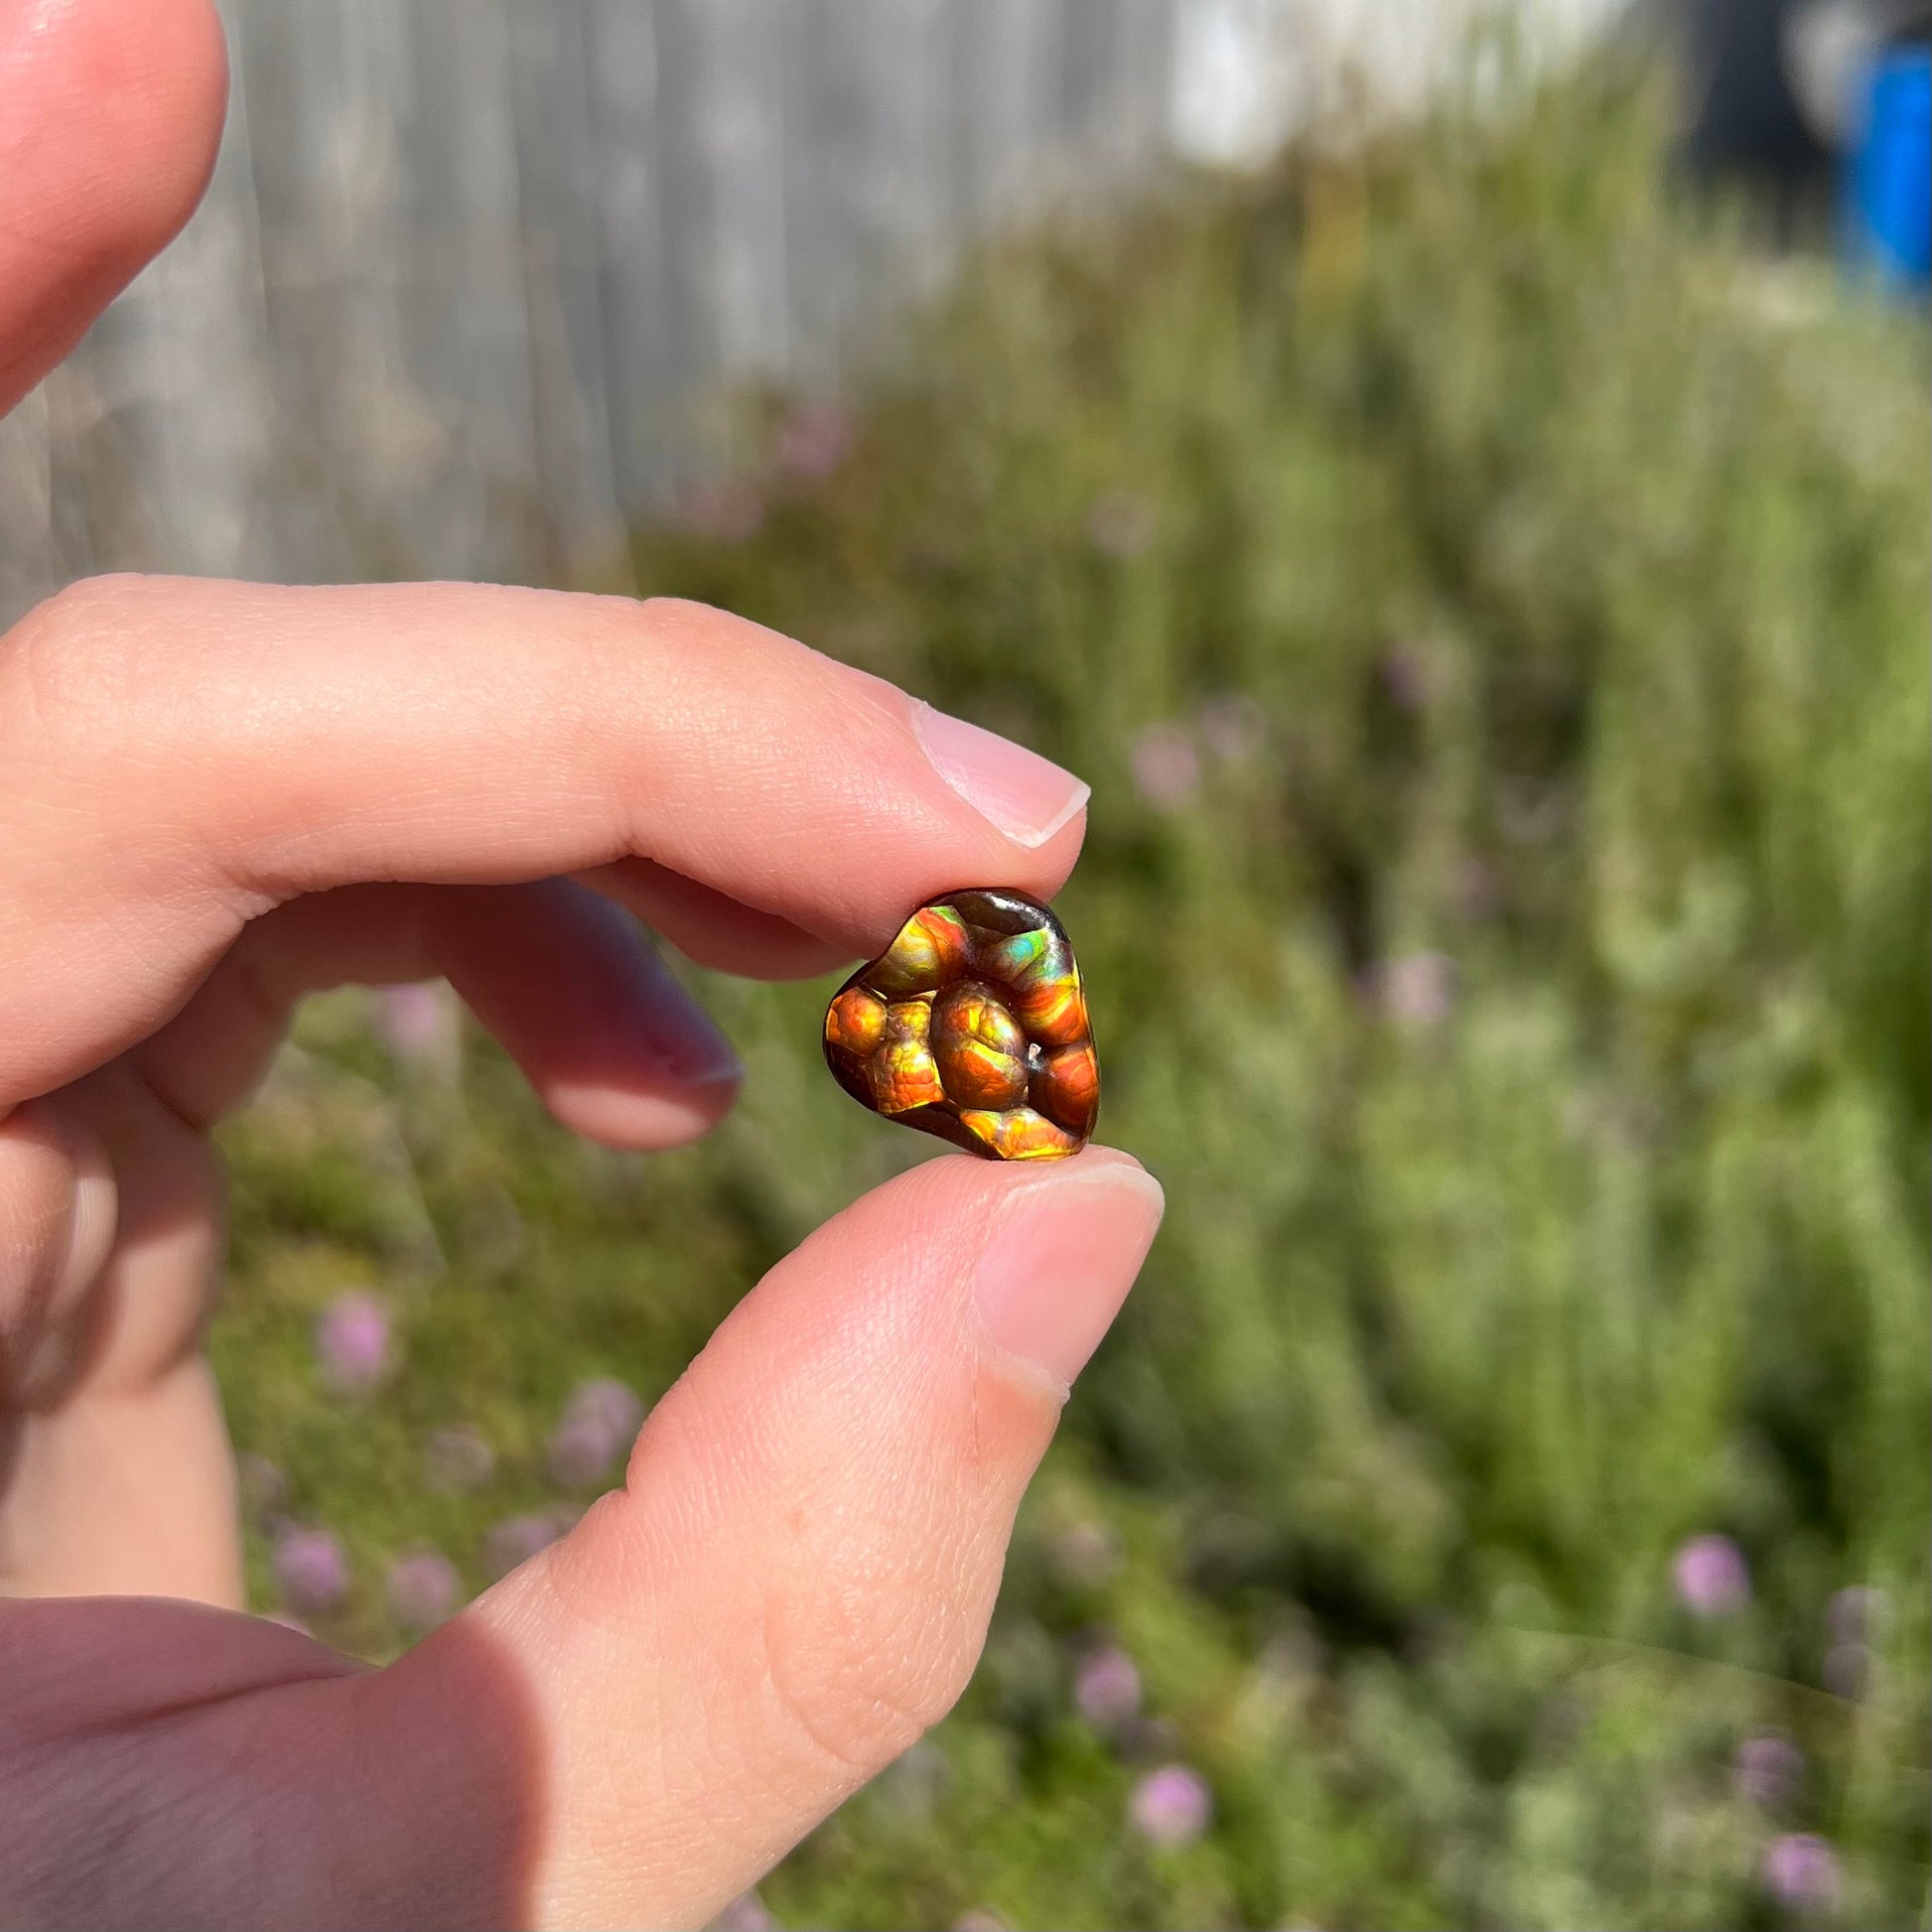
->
0, 0, 1185, 618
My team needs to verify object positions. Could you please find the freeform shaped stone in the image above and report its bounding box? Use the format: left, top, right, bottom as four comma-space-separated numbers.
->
824, 889, 1098, 1160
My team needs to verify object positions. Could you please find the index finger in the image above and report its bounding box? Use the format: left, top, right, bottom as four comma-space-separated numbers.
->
0, 577, 1088, 1105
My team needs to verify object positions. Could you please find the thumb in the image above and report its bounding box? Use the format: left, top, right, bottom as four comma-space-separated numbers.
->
0, 0, 227, 414
370, 1146, 1163, 1929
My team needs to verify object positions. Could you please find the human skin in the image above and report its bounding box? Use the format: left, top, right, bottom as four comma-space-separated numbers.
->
0, 4, 1163, 1924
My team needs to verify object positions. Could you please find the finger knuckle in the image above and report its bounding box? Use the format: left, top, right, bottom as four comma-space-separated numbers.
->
759, 1560, 983, 1779
12, 573, 155, 654
634, 593, 717, 635
0, 575, 158, 759
632, 594, 793, 673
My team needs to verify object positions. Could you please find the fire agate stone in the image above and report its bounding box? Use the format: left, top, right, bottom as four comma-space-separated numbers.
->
824, 889, 1098, 1160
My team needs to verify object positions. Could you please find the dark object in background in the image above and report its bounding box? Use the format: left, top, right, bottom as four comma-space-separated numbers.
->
1668, 0, 1931, 273
1680, 0, 1835, 190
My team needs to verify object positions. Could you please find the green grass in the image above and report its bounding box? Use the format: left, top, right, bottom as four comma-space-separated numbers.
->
212, 61, 1929, 1931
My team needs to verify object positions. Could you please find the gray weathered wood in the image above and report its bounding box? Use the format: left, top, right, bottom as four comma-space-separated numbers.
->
0, 0, 1190, 618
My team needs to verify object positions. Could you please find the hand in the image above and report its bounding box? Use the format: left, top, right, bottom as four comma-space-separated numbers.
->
0, 6, 1163, 1925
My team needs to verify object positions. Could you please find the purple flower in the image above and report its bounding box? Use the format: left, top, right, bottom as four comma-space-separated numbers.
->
1085, 490, 1158, 559
386, 1551, 463, 1632
1130, 724, 1201, 810
374, 982, 457, 1064
710, 1890, 775, 1932
1379, 645, 1431, 712
1673, 1534, 1749, 1617
775, 400, 853, 480
1128, 1762, 1212, 1848
566, 1376, 647, 1442
1073, 1645, 1143, 1729
1376, 951, 1456, 1027
546, 1414, 621, 1489
1761, 1833, 1842, 1910
483, 1510, 571, 1582
1824, 1641, 1868, 1701
546, 1378, 645, 1490
1733, 1733, 1804, 1807
424, 1423, 495, 1494
264, 1611, 312, 1636
1827, 1585, 1888, 1645
274, 1525, 348, 1615
1197, 693, 1266, 765
314, 1290, 391, 1394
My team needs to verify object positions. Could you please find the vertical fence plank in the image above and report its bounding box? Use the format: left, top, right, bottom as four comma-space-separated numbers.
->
586, 0, 685, 510
0, 387, 53, 624
234, 0, 423, 580
38, 284, 159, 584
1063, 0, 1179, 181
392, 0, 543, 583
110, 0, 276, 586
951, 0, 1065, 226
609, 0, 770, 489
1112, 1, 1183, 176
657, 0, 792, 467
506, 2, 627, 578
781, 0, 953, 388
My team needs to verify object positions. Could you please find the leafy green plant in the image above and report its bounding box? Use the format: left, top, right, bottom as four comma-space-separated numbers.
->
216, 60, 1928, 1931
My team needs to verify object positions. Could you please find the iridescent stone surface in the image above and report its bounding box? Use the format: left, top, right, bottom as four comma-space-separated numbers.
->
824, 889, 1098, 1160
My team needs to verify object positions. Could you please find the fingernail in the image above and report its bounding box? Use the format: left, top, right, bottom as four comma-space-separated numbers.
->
973, 1159, 1165, 1387
912, 701, 1090, 849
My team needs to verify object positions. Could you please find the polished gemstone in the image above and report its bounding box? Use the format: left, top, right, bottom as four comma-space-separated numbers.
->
824, 888, 1099, 1160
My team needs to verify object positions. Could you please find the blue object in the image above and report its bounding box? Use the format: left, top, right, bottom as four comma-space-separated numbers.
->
1845, 47, 1932, 290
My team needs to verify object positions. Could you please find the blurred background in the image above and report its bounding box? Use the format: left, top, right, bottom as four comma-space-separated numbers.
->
6, 1, 1926, 1926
